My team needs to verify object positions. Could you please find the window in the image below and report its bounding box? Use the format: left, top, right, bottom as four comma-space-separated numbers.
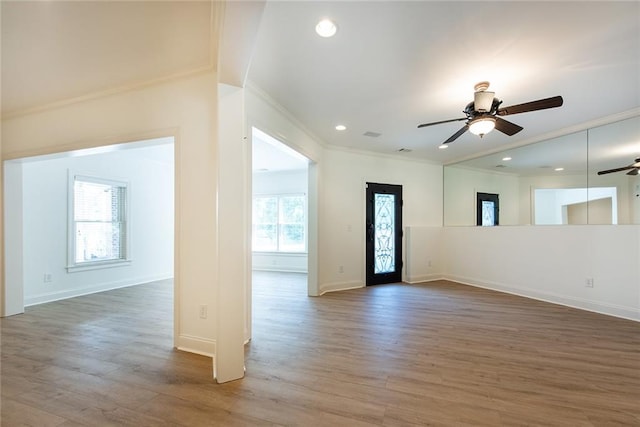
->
68, 174, 129, 270
252, 194, 306, 252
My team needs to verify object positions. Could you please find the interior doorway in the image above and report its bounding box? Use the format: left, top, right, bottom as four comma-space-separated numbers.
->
251, 127, 309, 282
365, 182, 403, 285
250, 127, 313, 342
3, 137, 175, 318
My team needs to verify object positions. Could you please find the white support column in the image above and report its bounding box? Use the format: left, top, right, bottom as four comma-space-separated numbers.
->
214, 83, 247, 383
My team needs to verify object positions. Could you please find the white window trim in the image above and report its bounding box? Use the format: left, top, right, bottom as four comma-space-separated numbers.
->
67, 171, 132, 272
252, 192, 308, 253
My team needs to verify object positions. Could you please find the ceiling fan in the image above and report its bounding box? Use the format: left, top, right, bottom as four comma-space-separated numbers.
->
417, 81, 563, 146
597, 158, 640, 176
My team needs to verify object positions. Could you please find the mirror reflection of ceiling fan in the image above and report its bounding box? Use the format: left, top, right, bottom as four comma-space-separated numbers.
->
598, 158, 640, 176
417, 81, 563, 147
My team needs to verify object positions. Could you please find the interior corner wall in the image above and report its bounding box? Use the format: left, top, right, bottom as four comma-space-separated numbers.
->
1, 72, 219, 356
443, 225, 640, 321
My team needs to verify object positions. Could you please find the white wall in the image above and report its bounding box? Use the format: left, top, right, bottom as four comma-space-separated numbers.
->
252, 168, 308, 272
2, 72, 219, 356
318, 148, 443, 294
216, 83, 248, 383
404, 226, 444, 284
443, 225, 640, 321
14, 142, 173, 306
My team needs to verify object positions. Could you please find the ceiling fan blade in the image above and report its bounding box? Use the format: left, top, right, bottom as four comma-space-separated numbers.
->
417, 117, 466, 128
494, 117, 523, 136
442, 125, 469, 144
597, 165, 634, 175
497, 96, 563, 116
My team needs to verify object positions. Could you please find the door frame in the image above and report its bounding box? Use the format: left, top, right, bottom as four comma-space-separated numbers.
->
365, 182, 403, 285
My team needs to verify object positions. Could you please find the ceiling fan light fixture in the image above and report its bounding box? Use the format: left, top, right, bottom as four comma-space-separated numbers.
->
468, 117, 496, 137
628, 168, 639, 176
438, 144, 449, 150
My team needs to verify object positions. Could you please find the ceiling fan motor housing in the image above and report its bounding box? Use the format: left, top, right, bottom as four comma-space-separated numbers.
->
464, 98, 502, 120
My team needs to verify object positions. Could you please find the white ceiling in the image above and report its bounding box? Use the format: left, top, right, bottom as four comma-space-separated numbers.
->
252, 127, 308, 172
248, 1, 640, 165
2, 1, 638, 169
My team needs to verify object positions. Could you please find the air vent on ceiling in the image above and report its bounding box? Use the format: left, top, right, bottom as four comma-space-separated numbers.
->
398, 148, 412, 153
495, 164, 506, 168
363, 131, 381, 138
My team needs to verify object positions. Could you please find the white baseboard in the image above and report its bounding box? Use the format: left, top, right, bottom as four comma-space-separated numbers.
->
176, 334, 216, 358
319, 280, 364, 295
24, 274, 173, 307
445, 274, 640, 322
404, 274, 445, 284
252, 266, 308, 273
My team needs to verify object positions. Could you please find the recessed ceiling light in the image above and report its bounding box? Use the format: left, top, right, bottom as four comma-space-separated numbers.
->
335, 125, 346, 131
502, 157, 512, 161
438, 144, 449, 150
555, 167, 564, 171
315, 19, 337, 37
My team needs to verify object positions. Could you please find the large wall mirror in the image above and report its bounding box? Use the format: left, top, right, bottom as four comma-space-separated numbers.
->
444, 115, 640, 226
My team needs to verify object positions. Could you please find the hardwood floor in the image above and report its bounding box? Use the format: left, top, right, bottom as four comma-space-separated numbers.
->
2, 273, 639, 426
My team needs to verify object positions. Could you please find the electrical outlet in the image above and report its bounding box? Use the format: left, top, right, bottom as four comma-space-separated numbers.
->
428, 260, 432, 268
199, 305, 208, 319
43, 273, 52, 283
339, 266, 344, 273
585, 278, 594, 288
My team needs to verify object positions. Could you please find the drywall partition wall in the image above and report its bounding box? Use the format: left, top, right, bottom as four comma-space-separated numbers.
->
1, 72, 219, 356
404, 226, 445, 283
17, 143, 174, 306
216, 84, 247, 383
443, 225, 640, 321
319, 148, 443, 293
253, 169, 308, 272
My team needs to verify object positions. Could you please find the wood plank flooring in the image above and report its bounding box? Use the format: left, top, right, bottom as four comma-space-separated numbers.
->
1, 273, 639, 426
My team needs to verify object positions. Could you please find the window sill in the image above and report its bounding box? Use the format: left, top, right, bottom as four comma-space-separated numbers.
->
67, 259, 132, 273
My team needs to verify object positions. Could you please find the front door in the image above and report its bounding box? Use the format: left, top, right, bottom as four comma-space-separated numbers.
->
366, 183, 403, 285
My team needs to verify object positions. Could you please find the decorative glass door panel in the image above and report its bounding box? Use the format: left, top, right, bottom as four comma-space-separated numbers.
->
374, 193, 395, 274
366, 183, 402, 285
